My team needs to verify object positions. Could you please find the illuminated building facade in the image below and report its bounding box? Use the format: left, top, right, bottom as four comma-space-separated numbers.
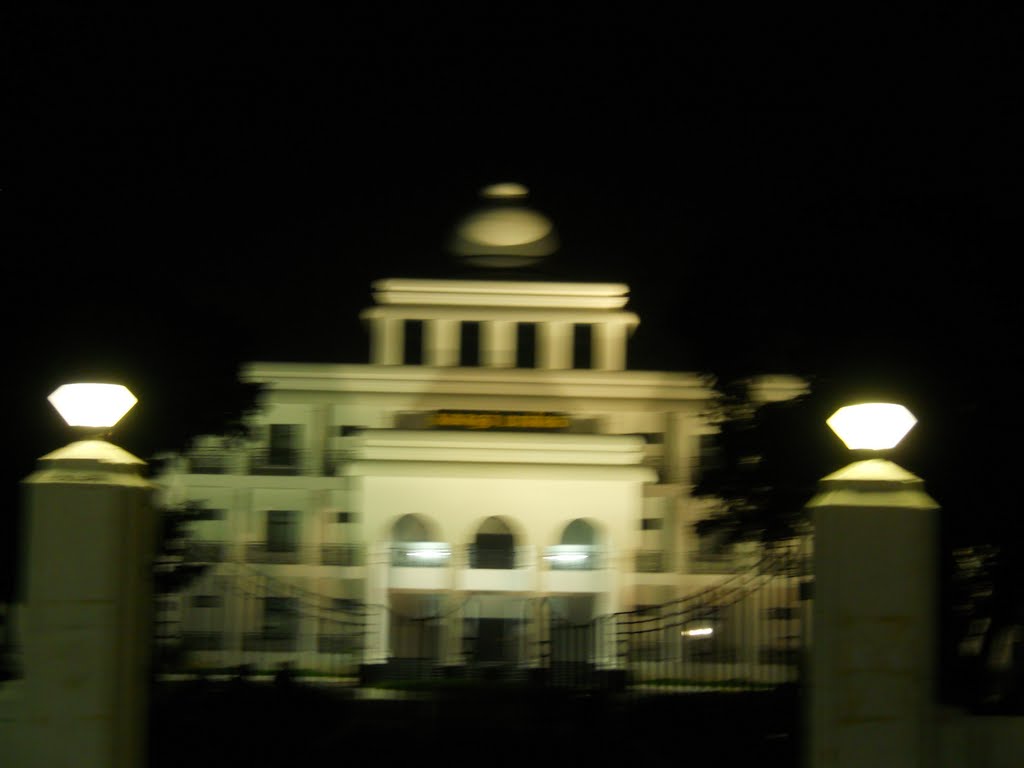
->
156, 186, 806, 679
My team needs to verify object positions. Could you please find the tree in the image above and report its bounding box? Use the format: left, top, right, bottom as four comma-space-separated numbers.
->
152, 500, 215, 672
691, 376, 835, 545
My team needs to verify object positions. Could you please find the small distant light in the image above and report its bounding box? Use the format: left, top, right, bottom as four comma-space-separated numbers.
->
682, 627, 714, 637
48, 383, 137, 428
544, 552, 588, 563
826, 403, 917, 450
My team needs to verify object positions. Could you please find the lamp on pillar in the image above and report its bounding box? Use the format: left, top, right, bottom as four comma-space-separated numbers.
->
807, 402, 939, 768
16, 382, 155, 768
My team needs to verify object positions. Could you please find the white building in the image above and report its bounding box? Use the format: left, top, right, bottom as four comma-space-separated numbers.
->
156, 185, 807, 681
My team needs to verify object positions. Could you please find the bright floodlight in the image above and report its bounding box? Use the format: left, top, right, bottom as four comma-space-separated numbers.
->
48, 383, 137, 428
826, 403, 917, 450
544, 552, 588, 563
682, 626, 714, 638
407, 549, 451, 560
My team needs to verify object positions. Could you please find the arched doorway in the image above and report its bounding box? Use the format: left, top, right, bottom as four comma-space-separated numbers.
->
471, 516, 516, 569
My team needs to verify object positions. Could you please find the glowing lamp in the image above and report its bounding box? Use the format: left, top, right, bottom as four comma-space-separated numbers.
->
682, 626, 714, 638
48, 383, 137, 429
826, 403, 916, 450
544, 552, 588, 563
407, 548, 451, 561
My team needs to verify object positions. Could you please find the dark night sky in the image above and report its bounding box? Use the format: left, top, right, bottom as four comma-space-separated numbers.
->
4, 7, 1023, 590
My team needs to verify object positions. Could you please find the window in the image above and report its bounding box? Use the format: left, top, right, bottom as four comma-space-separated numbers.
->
263, 597, 298, 638
338, 425, 365, 437
765, 606, 797, 620
572, 324, 592, 369
515, 323, 536, 368
459, 321, 481, 367
266, 510, 298, 552
335, 511, 354, 524
641, 518, 663, 531
268, 424, 298, 466
403, 320, 423, 364
192, 595, 222, 608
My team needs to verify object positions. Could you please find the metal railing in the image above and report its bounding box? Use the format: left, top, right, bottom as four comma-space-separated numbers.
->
242, 632, 298, 652
320, 544, 363, 567
182, 631, 225, 651
183, 541, 226, 563
245, 543, 305, 565
635, 550, 668, 573
189, 452, 230, 474
391, 542, 452, 567
249, 449, 303, 476
316, 634, 361, 654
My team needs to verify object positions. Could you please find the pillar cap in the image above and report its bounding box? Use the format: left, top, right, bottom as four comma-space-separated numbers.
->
807, 459, 938, 510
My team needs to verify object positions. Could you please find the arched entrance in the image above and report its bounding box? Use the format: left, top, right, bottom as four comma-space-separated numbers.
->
471, 516, 516, 569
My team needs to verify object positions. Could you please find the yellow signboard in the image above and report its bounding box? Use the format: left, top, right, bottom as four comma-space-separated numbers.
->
430, 410, 571, 431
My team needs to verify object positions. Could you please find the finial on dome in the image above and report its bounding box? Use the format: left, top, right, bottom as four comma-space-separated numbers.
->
480, 182, 529, 199
449, 183, 559, 268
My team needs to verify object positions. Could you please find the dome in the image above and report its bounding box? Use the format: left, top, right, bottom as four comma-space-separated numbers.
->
449, 183, 559, 268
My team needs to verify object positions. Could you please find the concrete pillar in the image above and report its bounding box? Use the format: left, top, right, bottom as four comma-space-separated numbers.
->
424, 318, 459, 367
481, 320, 516, 368
441, 595, 464, 668
537, 321, 573, 369
17, 440, 155, 768
370, 316, 404, 365
363, 542, 390, 667
594, 568, 621, 669
592, 322, 627, 371
807, 458, 939, 768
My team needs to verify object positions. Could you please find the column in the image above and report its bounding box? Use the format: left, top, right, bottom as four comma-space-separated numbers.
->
370, 316, 404, 365
424, 318, 459, 367
363, 542, 390, 668
537, 321, 573, 369
592, 322, 627, 370
807, 459, 938, 768
481, 320, 516, 368
18, 440, 156, 768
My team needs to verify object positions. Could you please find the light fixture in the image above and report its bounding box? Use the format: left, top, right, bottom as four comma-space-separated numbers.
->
826, 403, 917, 450
544, 552, 588, 563
48, 383, 138, 429
405, 546, 450, 560
682, 626, 714, 638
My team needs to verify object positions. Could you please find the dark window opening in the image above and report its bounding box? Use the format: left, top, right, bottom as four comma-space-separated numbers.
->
335, 511, 353, 524
472, 533, 515, 569
515, 323, 536, 368
403, 320, 423, 365
268, 424, 298, 466
266, 510, 298, 552
459, 321, 481, 366
642, 518, 663, 531
573, 324, 593, 369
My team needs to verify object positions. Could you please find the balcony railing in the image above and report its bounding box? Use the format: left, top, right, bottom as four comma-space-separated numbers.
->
249, 449, 303, 476
544, 546, 601, 570
688, 552, 753, 574
189, 452, 230, 474
322, 449, 354, 476
182, 631, 225, 651
242, 632, 298, 652
634, 550, 668, 573
183, 541, 226, 563
317, 634, 361, 654
321, 544, 364, 567
391, 542, 452, 567
245, 543, 304, 565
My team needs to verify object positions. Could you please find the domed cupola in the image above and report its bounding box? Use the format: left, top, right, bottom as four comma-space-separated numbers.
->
449, 183, 559, 269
